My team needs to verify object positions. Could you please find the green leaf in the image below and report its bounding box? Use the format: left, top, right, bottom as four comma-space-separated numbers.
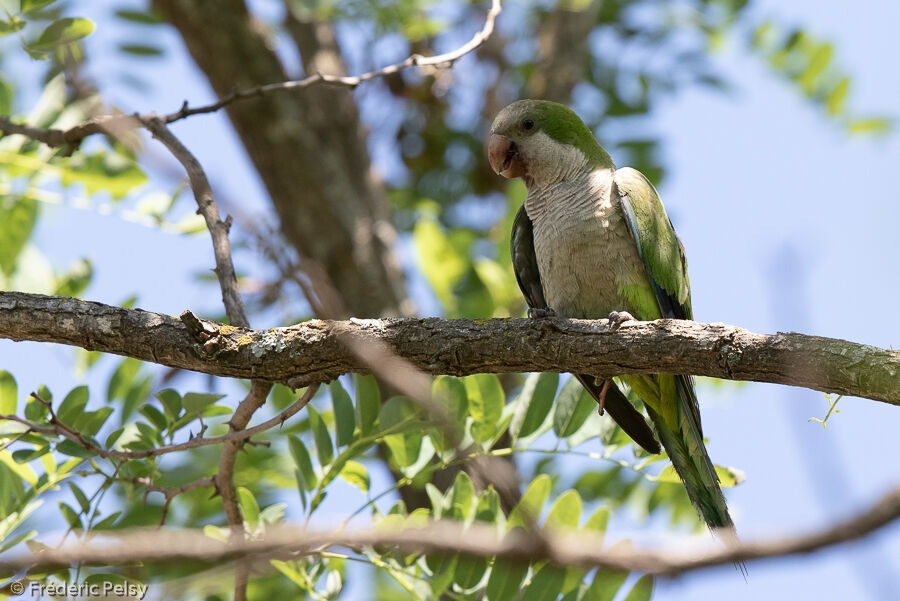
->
847, 118, 892, 136
329, 380, 356, 447
475, 487, 501, 524
553, 378, 595, 438
24, 394, 48, 422
426, 483, 447, 517
53, 258, 92, 298
259, 503, 286, 525
57, 385, 88, 425
448, 471, 476, 520
486, 559, 528, 601
464, 374, 504, 443
119, 44, 163, 56
237, 487, 260, 532
155, 389, 182, 420
584, 506, 610, 539
114, 9, 163, 24
454, 555, 487, 590
339, 460, 369, 493
22, 0, 58, 12
431, 375, 468, 451
182, 392, 225, 414
0, 76, 12, 115
432, 375, 468, 423
0, 529, 36, 554
139, 405, 168, 431
622, 575, 654, 601
203, 524, 229, 543
308, 406, 334, 466
288, 435, 317, 490
201, 405, 232, 418
68, 482, 90, 513
521, 565, 566, 601
650, 464, 745, 488
545, 489, 582, 531
413, 215, 468, 313
107, 358, 141, 402
25, 47, 49, 60
32, 18, 95, 51
93, 511, 121, 531
354, 374, 380, 436
428, 554, 457, 598
105, 428, 124, 448
1, 448, 37, 487
582, 568, 629, 601
12, 446, 48, 463
135, 421, 162, 446
0, 196, 38, 277
58, 502, 82, 529
74, 407, 113, 438
56, 439, 92, 458
825, 77, 850, 116
508, 474, 552, 530
58, 151, 147, 200
510, 372, 558, 441
0, 19, 26, 40
378, 397, 423, 467
0, 371, 16, 415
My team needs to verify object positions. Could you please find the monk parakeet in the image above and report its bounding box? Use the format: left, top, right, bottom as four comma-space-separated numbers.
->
488, 99, 734, 533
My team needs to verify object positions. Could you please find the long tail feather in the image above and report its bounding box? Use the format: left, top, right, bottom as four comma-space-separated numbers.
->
646, 375, 733, 531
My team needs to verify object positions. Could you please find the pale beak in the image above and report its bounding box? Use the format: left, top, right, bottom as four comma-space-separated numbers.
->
487, 133, 523, 178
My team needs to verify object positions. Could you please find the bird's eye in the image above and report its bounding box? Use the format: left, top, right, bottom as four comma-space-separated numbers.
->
522, 118, 535, 131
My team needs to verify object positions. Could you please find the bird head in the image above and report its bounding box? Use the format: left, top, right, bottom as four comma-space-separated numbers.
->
488, 100, 614, 188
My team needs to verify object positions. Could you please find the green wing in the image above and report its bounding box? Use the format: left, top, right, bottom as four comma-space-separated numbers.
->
614, 167, 702, 429
614, 167, 692, 321
614, 168, 736, 533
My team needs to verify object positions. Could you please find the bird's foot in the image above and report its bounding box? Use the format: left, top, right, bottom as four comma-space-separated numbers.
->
607, 310, 635, 331
528, 306, 557, 319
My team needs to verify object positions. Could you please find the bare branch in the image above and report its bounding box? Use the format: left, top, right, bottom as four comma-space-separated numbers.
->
127, 476, 217, 526
3, 485, 898, 576
2, 291, 897, 406
137, 118, 267, 601
139, 117, 248, 328
0, 0, 502, 149
153, 0, 501, 124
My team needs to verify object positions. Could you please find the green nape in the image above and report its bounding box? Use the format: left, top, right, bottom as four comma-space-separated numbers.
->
515, 99, 615, 169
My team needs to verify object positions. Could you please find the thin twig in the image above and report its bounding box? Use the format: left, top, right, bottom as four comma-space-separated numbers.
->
0, 0, 502, 150
0, 386, 317, 460
128, 476, 217, 527
139, 117, 248, 328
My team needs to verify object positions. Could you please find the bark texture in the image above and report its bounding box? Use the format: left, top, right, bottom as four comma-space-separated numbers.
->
2, 291, 897, 406
152, 0, 410, 319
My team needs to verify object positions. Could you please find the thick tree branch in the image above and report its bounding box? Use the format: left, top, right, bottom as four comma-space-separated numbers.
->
2, 484, 898, 577
2, 291, 897, 405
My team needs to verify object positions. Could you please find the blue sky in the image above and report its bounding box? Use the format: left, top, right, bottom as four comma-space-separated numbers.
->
2, 1, 899, 600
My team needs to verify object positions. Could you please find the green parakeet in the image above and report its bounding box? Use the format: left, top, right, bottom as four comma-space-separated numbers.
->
488, 99, 735, 533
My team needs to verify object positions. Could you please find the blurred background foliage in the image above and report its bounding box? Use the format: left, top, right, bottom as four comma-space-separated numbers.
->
0, 0, 890, 598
